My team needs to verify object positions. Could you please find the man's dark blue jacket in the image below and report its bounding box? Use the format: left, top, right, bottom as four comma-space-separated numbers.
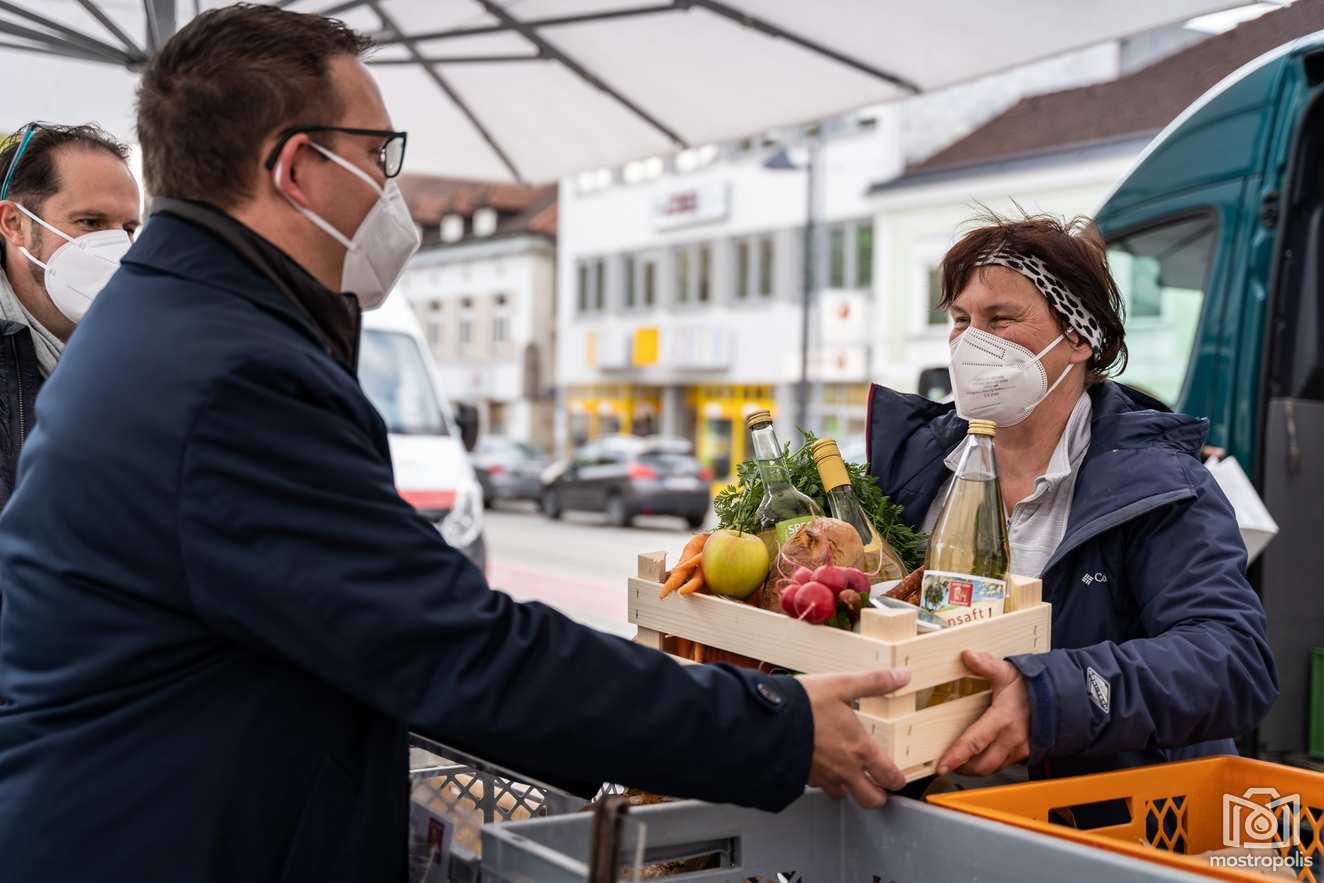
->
0, 208, 813, 882
867, 383, 1278, 779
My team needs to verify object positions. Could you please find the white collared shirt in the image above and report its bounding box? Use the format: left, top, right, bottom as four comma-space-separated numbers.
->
922, 392, 1093, 578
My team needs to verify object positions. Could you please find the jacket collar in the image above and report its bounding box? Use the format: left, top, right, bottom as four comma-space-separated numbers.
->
128, 199, 361, 371
867, 381, 1209, 574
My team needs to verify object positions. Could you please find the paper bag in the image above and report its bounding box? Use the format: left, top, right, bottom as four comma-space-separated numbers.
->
1205, 455, 1278, 563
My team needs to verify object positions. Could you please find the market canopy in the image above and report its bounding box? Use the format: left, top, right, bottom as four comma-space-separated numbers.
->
1, 1, 1247, 182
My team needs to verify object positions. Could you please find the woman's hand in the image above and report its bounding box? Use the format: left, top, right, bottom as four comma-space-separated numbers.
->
936, 650, 1031, 776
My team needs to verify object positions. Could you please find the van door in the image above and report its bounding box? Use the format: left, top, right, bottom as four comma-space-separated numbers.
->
1253, 75, 1324, 758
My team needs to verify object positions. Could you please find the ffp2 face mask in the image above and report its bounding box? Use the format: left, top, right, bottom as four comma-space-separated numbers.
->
16, 204, 130, 322
948, 327, 1073, 427
274, 143, 420, 309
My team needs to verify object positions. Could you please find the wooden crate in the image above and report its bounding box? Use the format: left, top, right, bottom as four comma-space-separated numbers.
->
629, 552, 1051, 782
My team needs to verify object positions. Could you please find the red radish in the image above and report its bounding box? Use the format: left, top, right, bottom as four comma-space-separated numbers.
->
791, 566, 815, 585
779, 583, 801, 616
813, 564, 849, 592
794, 581, 836, 624
842, 567, 870, 595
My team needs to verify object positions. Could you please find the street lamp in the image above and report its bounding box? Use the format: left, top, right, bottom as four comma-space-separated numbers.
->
764, 140, 816, 433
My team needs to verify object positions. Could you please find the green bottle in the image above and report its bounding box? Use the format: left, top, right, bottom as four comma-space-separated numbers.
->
745, 409, 821, 559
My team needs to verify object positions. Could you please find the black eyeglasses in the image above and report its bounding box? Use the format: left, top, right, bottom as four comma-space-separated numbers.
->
264, 126, 408, 179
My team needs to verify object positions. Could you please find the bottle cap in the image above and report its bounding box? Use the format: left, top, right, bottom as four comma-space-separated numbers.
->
968, 419, 997, 437
744, 409, 773, 430
810, 438, 841, 466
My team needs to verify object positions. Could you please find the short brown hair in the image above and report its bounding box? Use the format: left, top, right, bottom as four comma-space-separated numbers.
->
135, 4, 373, 209
939, 212, 1128, 379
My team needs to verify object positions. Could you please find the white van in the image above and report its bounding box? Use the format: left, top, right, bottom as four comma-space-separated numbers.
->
359, 296, 486, 571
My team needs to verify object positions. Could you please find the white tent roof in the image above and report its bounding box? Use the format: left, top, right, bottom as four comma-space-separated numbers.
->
2, 0, 1244, 182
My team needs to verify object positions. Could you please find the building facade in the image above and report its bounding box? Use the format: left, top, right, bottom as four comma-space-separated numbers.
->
553, 43, 1128, 478
396, 179, 558, 451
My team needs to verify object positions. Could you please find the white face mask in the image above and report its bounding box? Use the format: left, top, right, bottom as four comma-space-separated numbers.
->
949, 327, 1074, 427
16, 204, 130, 322
274, 143, 420, 310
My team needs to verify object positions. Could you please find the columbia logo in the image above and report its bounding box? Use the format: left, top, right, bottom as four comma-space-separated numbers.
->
1081, 572, 1109, 586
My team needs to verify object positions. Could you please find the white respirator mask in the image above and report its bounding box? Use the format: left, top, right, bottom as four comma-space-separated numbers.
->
16, 204, 130, 322
948, 327, 1074, 427
274, 143, 420, 310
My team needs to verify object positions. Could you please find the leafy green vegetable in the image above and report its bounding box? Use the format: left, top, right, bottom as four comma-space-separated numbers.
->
713, 429, 926, 572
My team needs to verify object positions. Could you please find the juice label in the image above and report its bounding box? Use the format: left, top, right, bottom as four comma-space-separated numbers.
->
774, 515, 814, 545
920, 570, 1007, 627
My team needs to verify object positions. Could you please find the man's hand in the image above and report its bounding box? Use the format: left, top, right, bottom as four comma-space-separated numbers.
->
797, 668, 910, 808
936, 650, 1031, 777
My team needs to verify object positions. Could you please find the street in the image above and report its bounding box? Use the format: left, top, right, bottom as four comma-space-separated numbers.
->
482, 503, 715, 637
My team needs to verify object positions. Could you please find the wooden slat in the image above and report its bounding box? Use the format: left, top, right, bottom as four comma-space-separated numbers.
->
887, 603, 1051, 694
634, 626, 663, 650
1004, 575, 1043, 613
859, 690, 991, 782
637, 552, 667, 582
858, 607, 917, 721
629, 578, 895, 673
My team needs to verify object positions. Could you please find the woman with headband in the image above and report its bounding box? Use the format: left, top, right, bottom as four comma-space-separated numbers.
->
866, 214, 1277, 791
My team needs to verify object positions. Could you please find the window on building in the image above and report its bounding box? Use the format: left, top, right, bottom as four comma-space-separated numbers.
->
698, 244, 711, 303
577, 263, 589, 312
459, 316, 474, 351
493, 315, 509, 345
593, 259, 605, 311
675, 247, 690, 304
624, 255, 636, 308
927, 266, 947, 325
642, 260, 656, 307
427, 317, 443, 348
856, 222, 874, 289
735, 240, 750, 299
758, 236, 774, 297
1107, 214, 1217, 406
828, 227, 846, 288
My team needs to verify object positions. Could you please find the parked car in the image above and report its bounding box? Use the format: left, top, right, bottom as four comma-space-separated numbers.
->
472, 436, 550, 507
541, 436, 712, 528
360, 296, 486, 570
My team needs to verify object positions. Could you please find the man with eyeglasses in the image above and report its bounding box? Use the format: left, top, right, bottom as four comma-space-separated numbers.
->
0, 123, 139, 506
0, 7, 911, 881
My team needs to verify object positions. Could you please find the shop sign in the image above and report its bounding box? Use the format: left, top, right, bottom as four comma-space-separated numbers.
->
663, 326, 733, 371
652, 181, 730, 230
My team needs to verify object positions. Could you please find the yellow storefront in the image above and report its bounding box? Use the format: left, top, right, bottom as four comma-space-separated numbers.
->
690, 385, 777, 491
565, 385, 662, 445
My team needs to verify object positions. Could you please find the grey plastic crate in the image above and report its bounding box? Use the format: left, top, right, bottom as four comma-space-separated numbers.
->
408, 735, 620, 882
481, 789, 1207, 882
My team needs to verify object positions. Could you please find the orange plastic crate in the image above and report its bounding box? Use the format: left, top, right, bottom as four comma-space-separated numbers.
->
929, 757, 1324, 881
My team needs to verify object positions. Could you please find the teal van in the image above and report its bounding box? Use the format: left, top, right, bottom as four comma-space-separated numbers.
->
1096, 32, 1324, 761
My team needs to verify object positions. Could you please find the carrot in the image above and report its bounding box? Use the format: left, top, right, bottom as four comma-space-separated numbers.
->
678, 574, 705, 596
659, 558, 701, 599
680, 531, 710, 561
658, 533, 710, 598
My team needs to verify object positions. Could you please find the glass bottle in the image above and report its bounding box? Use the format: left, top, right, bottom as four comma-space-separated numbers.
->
811, 438, 905, 581
922, 419, 1011, 624
746, 409, 821, 559
921, 419, 1011, 704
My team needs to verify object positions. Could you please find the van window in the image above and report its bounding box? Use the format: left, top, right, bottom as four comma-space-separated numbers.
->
360, 329, 448, 435
1106, 214, 1217, 406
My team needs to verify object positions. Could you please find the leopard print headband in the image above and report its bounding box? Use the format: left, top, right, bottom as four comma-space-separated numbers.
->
975, 248, 1103, 355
